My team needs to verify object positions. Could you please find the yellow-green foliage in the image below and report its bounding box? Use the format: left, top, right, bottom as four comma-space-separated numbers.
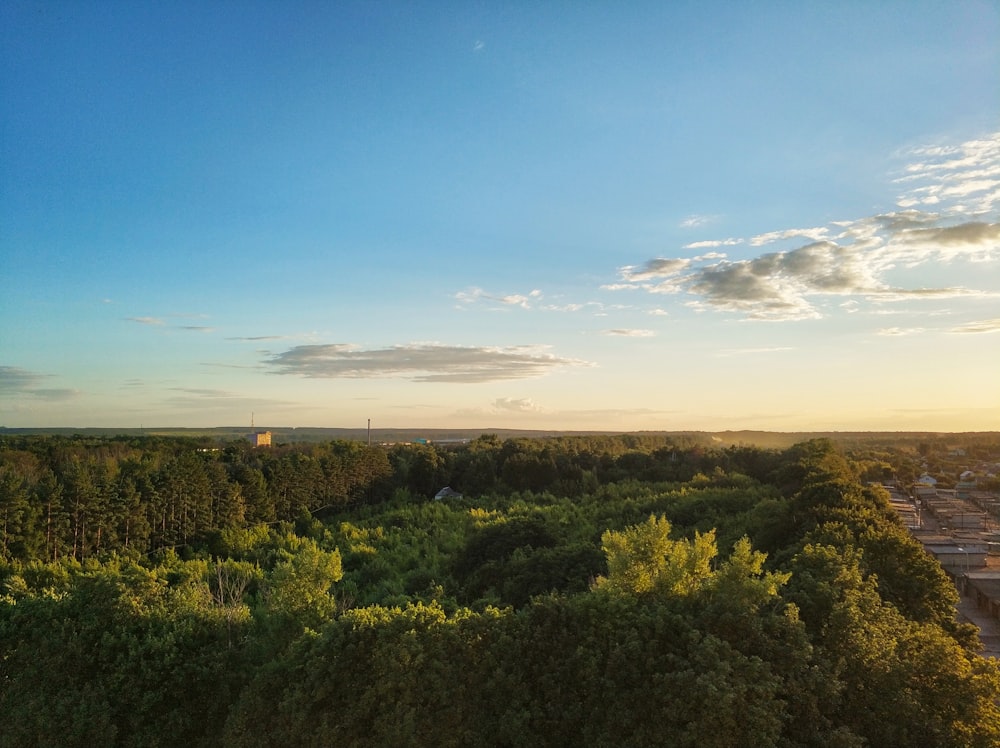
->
596, 514, 717, 597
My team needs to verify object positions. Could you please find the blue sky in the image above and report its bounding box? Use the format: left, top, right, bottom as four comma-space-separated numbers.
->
2, 1, 999, 431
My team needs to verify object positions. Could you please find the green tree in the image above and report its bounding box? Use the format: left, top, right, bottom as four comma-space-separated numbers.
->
595, 514, 716, 597
261, 536, 344, 629
0, 465, 37, 559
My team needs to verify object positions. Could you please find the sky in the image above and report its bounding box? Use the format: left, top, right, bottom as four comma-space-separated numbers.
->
2, 1, 999, 433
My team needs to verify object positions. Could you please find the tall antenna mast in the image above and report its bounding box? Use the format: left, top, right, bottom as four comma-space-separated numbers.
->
251, 412, 254, 430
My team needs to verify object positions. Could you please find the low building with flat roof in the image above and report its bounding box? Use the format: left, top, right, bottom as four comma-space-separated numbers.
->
963, 571, 1000, 621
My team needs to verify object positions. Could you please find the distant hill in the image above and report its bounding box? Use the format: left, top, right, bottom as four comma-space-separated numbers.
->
0, 426, 631, 444
1, 426, 995, 447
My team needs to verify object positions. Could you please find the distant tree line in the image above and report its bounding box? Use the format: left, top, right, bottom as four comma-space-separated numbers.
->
0, 436, 391, 563
0, 432, 784, 564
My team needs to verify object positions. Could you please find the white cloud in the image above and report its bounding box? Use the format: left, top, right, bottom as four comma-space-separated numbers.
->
458, 287, 606, 314
680, 214, 714, 228
895, 131, 1000, 215
265, 343, 591, 383
610, 131, 1000, 321
749, 227, 830, 247
683, 238, 742, 249
540, 302, 585, 312
500, 291, 542, 308
126, 316, 165, 326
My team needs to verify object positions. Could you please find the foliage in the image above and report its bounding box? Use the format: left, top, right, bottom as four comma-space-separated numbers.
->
1, 433, 999, 745
595, 514, 717, 597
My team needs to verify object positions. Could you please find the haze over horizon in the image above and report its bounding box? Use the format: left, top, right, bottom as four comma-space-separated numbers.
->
2, 2, 999, 433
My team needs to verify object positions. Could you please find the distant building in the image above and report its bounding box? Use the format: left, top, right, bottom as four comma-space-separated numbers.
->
963, 571, 1000, 621
434, 486, 463, 500
249, 431, 272, 447
956, 473, 978, 500
924, 543, 988, 573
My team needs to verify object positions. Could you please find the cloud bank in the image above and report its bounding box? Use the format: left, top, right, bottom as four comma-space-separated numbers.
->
614, 131, 1000, 321
265, 343, 589, 383
0, 366, 78, 401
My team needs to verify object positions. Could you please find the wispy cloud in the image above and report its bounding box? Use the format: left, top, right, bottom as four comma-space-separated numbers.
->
683, 238, 741, 249
29, 389, 80, 400
870, 316, 1000, 336
161, 387, 293, 412
680, 214, 715, 228
458, 287, 610, 315
452, 402, 671, 423
0, 366, 79, 400
877, 327, 927, 336
894, 134, 1000, 215
0, 366, 43, 394
715, 347, 793, 357
948, 318, 1000, 334
226, 335, 291, 341
611, 131, 1000, 321
265, 343, 591, 383
749, 227, 830, 247
617, 258, 692, 283
127, 314, 215, 331
492, 397, 544, 413
602, 328, 656, 337
456, 287, 543, 310
168, 387, 234, 397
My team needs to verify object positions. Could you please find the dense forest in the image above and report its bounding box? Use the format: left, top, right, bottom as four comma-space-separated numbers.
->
1, 433, 999, 746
